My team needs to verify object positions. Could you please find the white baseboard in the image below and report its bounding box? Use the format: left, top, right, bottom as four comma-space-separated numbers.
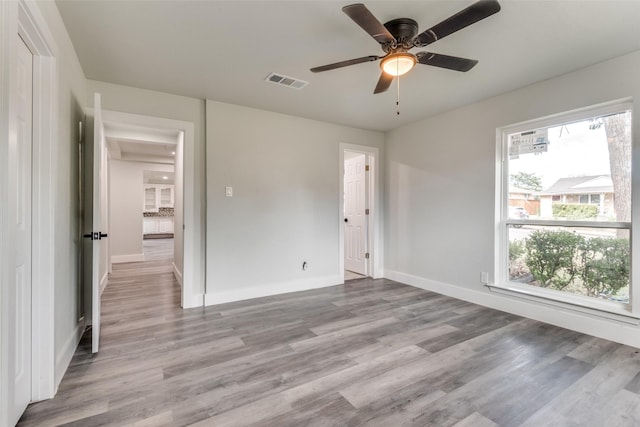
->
385, 269, 640, 349
204, 274, 343, 306
54, 320, 85, 393
183, 293, 204, 309
100, 271, 108, 295
111, 253, 144, 264
172, 262, 183, 288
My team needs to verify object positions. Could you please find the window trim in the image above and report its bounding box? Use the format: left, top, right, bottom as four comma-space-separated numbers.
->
505, 219, 630, 229
487, 282, 640, 323
495, 99, 635, 318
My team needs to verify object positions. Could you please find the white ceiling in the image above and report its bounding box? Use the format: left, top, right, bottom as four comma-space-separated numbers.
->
104, 122, 178, 164
56, 0, 640, 132
144, 170, 175, 185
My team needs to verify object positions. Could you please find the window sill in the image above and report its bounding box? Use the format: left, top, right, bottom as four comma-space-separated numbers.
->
487, 282, 640, 325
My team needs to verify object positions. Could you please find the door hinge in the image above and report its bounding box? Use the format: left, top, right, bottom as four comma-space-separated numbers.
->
365, 208, 370, 215
365, 165, 370, 171
365, 253, 370, 259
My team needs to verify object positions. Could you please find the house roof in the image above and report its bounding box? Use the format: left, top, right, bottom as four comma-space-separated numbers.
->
509, 185, 534, 194
538, 175, 613, 196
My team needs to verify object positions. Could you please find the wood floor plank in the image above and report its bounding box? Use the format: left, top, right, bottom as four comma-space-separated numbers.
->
453, 412, 499, 427
17, 238, 640, 426
587, 388, 640, 427
520, 344, 640, 427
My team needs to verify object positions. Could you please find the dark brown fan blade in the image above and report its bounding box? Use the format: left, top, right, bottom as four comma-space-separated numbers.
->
374, 72, 393, 94
416, 52, 478, 72
414, 0, 501, 47
311, 56, 380, 73
342, 4, 395, 45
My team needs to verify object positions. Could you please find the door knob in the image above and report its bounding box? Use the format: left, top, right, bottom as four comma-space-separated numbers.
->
83, 232, 108, 240
344, 218, 348, 223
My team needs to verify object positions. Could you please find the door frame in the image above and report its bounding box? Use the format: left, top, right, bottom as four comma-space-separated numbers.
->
0, 0, 58, 422
339, 143, 382, 281
97, 109, 199, 308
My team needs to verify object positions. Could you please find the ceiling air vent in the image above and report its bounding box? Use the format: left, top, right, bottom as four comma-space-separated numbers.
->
265, 73, 309, 90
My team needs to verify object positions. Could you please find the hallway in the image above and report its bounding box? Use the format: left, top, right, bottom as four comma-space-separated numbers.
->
19, 239, 182, 425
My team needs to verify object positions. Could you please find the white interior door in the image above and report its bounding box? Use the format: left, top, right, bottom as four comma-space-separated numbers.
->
89, 93, 106, 353
13, 34, 33, 424
344, 153, 367, 275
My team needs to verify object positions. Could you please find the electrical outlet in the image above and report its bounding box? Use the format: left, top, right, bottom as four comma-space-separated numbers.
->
480, 272, 489, 284
225, 186, 233, 197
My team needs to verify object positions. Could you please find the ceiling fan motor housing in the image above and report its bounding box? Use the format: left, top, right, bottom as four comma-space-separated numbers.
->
384, 18, 419, 47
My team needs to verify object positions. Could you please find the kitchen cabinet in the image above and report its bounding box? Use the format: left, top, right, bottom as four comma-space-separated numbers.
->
143, 185, 174, 212
143, 217, 174, 235
159, 187, 173, 207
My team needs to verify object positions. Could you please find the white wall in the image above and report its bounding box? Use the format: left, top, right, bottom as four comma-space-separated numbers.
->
384, 49, 640, 347
109, 160, 173, 262
205, 100, 384, 304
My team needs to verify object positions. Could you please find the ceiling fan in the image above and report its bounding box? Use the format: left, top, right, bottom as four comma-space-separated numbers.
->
310, 1, 501, 94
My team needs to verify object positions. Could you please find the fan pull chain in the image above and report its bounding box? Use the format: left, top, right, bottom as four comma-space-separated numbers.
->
396, 61, 400, 116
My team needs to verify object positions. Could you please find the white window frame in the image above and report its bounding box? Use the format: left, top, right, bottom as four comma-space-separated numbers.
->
493, 100, 637, 320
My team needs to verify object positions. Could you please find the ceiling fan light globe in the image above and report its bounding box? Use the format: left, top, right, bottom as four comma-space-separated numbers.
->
381, 53, 416, 76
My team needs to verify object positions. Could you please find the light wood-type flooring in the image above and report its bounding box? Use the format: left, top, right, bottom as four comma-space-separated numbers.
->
18, 240, 640, 426
345, 270, 367, 281
143, 237, 174, 261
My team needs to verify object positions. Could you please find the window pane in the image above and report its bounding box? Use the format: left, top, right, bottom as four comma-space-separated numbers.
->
508, 111, 631, 222
508, 225, 630, 303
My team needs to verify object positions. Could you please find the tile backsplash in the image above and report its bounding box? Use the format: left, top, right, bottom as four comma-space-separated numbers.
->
143, 207, 174, 217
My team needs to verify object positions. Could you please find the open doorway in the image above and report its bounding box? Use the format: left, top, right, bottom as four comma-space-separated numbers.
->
90, 108, 197, 310
142, 169, 176, 262
344, 151, 368, 280
79, 103, 198, 360
92, 109, 198, 309
340, 143, 381, 282
105, 122, 180, 270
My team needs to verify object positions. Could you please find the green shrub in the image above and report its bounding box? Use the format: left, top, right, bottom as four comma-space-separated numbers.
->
520, 229, 630, 300
579, 237, 630, 297
552, 203, 598, 220
509, 240, 525, 261
524, 230, 583, 290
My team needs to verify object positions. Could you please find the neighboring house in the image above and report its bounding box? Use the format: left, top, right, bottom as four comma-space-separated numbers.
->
508, 185, 539, 216
537, 175, 615, 218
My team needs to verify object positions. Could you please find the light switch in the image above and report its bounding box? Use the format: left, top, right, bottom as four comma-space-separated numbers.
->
225, 186, 233, 197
